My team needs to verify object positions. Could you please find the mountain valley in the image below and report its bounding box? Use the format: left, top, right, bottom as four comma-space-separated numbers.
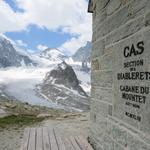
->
0, 36, 91, 111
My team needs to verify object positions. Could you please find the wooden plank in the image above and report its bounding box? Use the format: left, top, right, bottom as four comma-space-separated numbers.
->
43, 127, 51, 150
28, 128, 36, 150
21, 127, 94, 150
48, 128, 59, 150
63, 138, 74, 150
69, 136, 81, 150
36, 128, 43, 150
20, 128, 30, 150
75, 136, 93, 150
53, 128, 66, 150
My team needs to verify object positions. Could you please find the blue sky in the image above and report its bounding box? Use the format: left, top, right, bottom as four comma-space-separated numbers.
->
0, 0, 92, 55
5, 0, 24, 12
5, 25, 74, 53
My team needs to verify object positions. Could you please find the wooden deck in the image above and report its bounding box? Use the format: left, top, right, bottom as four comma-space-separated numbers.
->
20, 127, 94, 150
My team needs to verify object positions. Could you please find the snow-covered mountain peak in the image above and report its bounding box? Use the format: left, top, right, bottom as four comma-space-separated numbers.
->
0, 36, 12, 48
0, 36, 6, 42
40, 48, 66, 62
0, 35, 37, 68
72, 41, 92, 63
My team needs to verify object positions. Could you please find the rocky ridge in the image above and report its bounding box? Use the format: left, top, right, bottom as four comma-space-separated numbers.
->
40, 61, 89, 111
0, 36, 37, 68
72, 41, 92, 63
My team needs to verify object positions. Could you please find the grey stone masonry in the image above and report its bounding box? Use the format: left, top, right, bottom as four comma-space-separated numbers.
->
89, 0, 150, 149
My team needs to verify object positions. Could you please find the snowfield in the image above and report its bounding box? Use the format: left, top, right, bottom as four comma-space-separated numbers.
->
0, 65, 91, 109
0, 67, 57, 107
74, 69, 91, 95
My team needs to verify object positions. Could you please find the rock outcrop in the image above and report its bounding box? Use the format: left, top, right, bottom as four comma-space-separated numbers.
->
40, 61, 89, 111
0, 36, 36, 68
72, 41, 92, 63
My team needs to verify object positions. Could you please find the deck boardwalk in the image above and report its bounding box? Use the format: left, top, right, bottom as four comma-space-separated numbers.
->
20, 127, 93, 150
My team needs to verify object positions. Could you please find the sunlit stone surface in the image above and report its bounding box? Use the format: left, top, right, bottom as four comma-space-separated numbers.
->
89, 0, 150, 149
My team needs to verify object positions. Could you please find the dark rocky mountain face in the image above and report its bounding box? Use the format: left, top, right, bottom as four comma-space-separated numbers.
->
40, 61, 89, 111
0, 36, 36, 68
80, 61, 91, 73
72, 41, 92, 63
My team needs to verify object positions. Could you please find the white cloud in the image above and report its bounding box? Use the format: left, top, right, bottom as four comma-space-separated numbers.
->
37, 44, 48, 51
16, 0, 91, 31
60, 28, 92, 55
15, 40, 27, 47
27, 49, 36, 54
59, 37, 86, 55
0, 1, 28, 33
0, 0, 92, 54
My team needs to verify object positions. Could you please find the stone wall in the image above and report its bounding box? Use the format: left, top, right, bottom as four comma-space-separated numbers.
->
89, 0, 150, 149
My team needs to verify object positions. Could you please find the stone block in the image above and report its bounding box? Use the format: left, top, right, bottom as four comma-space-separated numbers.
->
127, 133, 150, 150
91, 99, 110, 117
105, 15, 145, 46
114, 143, 126, 150
106, 0, 122, 16
89, 122, 106, 146
145, 11, 150, 27
99, 51, 114, 70
91, 70, 113, 88
97, 5, 129, 38
88, 133, 104, 150
93, 9, 107, 29
90, 109, 97, 123
92, 38, 105, 58
95, 0, 110, 12
91, 57, 100, 71
111, 124, 127, 147
102, 135, 114, 150
96, 0, 147, 38
91, 86, 113, 104
121, 0, 133, 6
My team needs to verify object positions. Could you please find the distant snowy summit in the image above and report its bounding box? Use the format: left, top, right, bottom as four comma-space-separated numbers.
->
39, 48, 67, 62
40, 61, 89, 110
0, 35, 91, 69
72, 41, 92, 63
39, 42, 92, 68
0, 36, 37, 68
